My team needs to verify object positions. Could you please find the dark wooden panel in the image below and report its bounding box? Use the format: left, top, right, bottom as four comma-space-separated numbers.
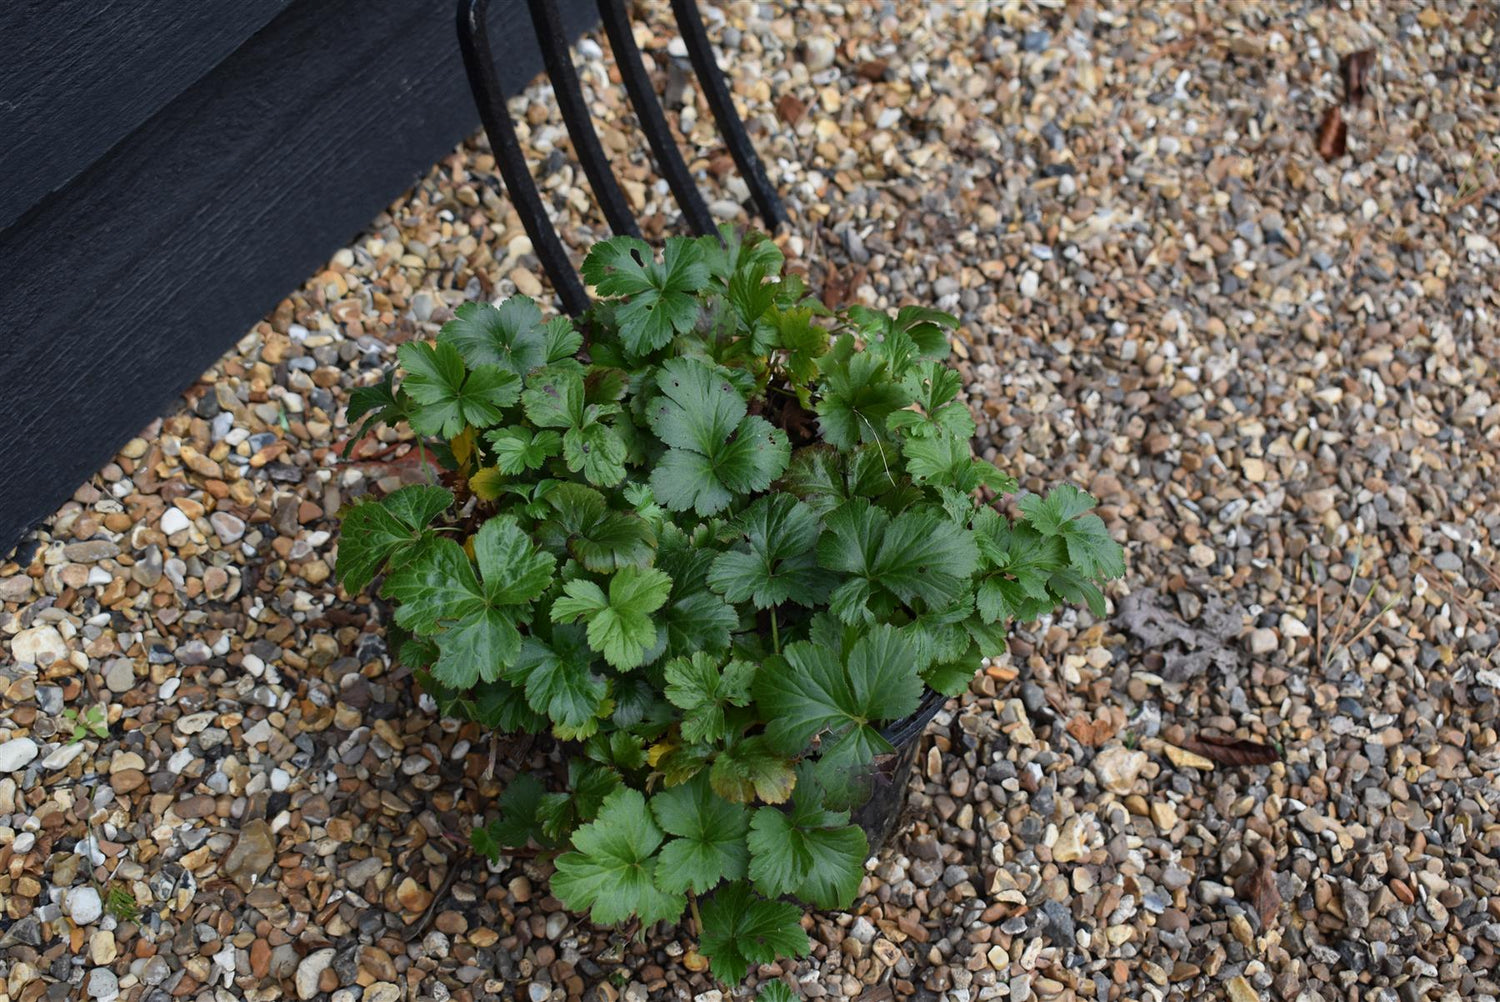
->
0, 0, 294, 231
0, 0, 598, 553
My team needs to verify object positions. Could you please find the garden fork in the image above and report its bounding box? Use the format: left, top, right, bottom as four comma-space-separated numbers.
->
458, 0, 787, 316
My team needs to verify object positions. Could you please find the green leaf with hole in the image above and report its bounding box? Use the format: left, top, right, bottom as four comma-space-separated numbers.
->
522, 365, 628, 486
581, 236, 710, 355
564, 420, 628, 487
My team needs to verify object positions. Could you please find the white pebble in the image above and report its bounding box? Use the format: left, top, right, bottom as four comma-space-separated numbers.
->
803, 36, 836, 71
11, 625, 67, 665
0, 738, 39, 773
167, 747, 196, 774
41, 742, 87, 771
295, 948, 336, 1000
160, 508, 191, 535
210, 512, 245, 543
68, 886, 104, 925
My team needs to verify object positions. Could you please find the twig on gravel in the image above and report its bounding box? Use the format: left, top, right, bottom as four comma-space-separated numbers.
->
1452, 182, 1499, 211
413, 854, 469, 936
1323, 543, 1366, 666
1342, 592, 1403, 654
1315, 584, 1324, 668
484, 732, 500, 782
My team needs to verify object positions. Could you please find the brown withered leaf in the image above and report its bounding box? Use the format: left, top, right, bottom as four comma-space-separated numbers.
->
821, 263, 866, 308
776, 93, 807, 126
1341, 48, 1375, 105
1317, 105, 1347, 161
707, 152, 734, 179
1179, 733, 1279, 767
1065, 716, 1098, 746
1235, 862, 1282, 927
856, 59, 889, 82
821, 266, 849, 309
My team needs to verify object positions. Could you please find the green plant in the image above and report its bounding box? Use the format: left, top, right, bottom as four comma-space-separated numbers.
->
336, 229, 1124, 986
103, 883, 139, 922
62, 704, 109, 742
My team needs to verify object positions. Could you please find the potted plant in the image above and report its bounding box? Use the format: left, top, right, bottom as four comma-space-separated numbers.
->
334, 230, 1124, 988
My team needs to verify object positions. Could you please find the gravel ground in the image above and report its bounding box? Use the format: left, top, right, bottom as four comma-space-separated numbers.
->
4, 2, 1500, 1001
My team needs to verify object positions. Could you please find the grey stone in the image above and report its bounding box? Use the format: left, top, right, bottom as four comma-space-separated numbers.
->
103, 659, 135, 693
86, 968, 119, 1000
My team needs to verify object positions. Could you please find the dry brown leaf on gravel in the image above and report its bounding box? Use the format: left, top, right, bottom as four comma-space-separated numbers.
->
1317, 105, 1348, 160
776, 93, 807, 126
1236, 862, 1283, 927
821, 263, 866, 309
1342, 48, 1376, 105
1179, 734, 1279, 767
1115, 588, 1240, 682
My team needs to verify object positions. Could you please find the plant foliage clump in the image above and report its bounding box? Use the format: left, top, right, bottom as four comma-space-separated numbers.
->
336, 230, 1124, 986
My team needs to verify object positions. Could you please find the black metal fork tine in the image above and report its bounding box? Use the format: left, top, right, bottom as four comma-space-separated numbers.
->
458, 0, 590, 315
596, 0, 717, 237
669, 0, 788, 229
526, 0, 642, 240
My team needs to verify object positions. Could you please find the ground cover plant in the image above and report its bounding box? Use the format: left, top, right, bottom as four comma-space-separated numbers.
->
336, 229, 1124, 987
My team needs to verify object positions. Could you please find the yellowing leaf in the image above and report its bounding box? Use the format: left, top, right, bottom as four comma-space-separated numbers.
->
470, 467, 505, 501
451, 427, 477, 468
647, 740, 677, 768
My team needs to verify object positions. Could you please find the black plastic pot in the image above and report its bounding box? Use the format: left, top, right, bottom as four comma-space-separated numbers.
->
850, 687, 951, 853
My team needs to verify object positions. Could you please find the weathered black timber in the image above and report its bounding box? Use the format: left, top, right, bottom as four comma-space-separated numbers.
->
0, 0, 597, 555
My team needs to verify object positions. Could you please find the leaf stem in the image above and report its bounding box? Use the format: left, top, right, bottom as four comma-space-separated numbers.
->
770, 608, 781, 654
688, 890, 704, 939
416, 439, 439, 484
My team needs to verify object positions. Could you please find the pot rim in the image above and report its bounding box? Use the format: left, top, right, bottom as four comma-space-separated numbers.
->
877, 686, 950, 749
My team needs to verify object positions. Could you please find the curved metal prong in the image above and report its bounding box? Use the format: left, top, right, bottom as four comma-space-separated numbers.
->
669, 0, 788, 228
457, 0, 590, 314
596, 0, 716, 237
525, 0, 641, 240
